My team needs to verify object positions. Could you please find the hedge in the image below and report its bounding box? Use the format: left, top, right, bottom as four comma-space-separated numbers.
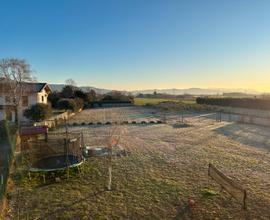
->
196, 97, 270, 110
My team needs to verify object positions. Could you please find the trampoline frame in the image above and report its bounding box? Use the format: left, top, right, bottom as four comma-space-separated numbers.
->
29, 155, 85, 172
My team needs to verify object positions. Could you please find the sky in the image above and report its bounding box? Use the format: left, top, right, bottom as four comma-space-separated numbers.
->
0, 0, 270, 92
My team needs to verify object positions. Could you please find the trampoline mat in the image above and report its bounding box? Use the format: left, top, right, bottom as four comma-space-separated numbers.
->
30, 155, 82, 172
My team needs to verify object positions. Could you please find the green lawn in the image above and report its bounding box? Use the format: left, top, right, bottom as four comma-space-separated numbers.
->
134, 98, 195, 106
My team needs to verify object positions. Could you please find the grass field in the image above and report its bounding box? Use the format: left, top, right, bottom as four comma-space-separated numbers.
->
7, 107, 270, 220
134, 98, 195, 106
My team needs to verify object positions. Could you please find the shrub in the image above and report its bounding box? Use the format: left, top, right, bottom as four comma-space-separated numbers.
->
101, 91, 134, 103
57, 98, 77, 111
74, 90, 88, 102
24, 103, 52, 122
74, 98, 84, 111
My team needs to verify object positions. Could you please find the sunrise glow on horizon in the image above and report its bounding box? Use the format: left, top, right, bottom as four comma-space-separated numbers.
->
1, 0, 270, 93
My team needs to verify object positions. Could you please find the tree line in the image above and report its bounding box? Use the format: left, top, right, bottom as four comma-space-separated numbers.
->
136, 92, 194, 99
49, 85, 134, 109
196, 97, 270, 110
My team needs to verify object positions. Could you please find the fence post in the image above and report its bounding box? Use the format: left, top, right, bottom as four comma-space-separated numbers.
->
208, 163, 211, 173
243, 190, 247, 210
181, 112, 184, 123
163, 113, 166, 123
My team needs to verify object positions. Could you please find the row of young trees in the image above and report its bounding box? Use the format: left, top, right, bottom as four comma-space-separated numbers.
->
196, 97, 270, 110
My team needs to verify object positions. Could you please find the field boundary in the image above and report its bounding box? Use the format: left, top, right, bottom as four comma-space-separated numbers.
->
208, 163, 247, 209
218, 111, 270, 127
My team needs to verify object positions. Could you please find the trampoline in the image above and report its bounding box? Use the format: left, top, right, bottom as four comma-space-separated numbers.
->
24, 132, 85, 173
29, 155, 84, 172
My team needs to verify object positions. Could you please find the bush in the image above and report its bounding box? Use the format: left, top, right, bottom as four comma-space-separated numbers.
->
57, 98, 77, 111
24, 103, 52, 122
74, 90, 88, 102
74, 98, 84, 110
57, 98, 83, 112
101, 91, 134, 103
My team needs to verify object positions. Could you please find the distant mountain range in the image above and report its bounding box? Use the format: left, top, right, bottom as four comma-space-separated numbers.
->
49, 84, 111, 94
131, 88, 260, 95
49, 84, 260, 96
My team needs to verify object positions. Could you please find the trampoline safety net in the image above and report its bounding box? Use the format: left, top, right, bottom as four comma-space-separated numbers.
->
23, 132, 84, 172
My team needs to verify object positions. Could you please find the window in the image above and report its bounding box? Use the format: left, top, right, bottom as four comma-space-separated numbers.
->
41, 96, 44, 102
22, 96, 28, 107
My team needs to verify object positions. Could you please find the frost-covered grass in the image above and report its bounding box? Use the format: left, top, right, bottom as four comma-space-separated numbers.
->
8, 107, 270, 219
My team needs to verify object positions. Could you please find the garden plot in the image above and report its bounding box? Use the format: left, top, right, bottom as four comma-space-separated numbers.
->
8, 107, 270, 220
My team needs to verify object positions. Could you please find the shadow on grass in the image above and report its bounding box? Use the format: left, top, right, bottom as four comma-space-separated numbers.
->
214, 122, 270, 151
37, 188, 107, 219
173, 203, 192, 220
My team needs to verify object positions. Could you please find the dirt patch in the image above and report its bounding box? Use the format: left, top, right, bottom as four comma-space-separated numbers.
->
172, 123, 192, 129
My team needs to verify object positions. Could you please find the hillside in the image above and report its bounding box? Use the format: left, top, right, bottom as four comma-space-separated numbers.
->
49, 84, 259, 96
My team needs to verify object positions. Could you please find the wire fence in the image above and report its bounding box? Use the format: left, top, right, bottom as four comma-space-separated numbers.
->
214, 111, 270, 127
208, 163, 247, 209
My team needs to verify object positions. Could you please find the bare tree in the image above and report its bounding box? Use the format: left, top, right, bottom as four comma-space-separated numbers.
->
0, 58, 34, 125
65, 78, 76, 87
102, 108, 127, 191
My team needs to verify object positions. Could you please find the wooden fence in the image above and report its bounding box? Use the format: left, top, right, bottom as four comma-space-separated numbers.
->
34, 110, 78, 128
208, 163, 247, 209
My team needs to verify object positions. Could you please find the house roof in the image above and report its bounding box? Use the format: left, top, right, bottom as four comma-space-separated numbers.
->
0, 80, 52, 94
23, 82, 51, 93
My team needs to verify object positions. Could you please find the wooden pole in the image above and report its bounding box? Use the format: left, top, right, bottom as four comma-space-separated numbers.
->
107, 143, 112, 191
181, 111, 184, 123
243, 190, 247, 210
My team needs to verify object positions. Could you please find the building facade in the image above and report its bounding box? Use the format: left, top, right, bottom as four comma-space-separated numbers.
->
0, 82, 52, 122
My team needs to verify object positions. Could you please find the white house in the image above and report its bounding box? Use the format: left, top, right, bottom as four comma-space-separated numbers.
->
0, 81, 52, 122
